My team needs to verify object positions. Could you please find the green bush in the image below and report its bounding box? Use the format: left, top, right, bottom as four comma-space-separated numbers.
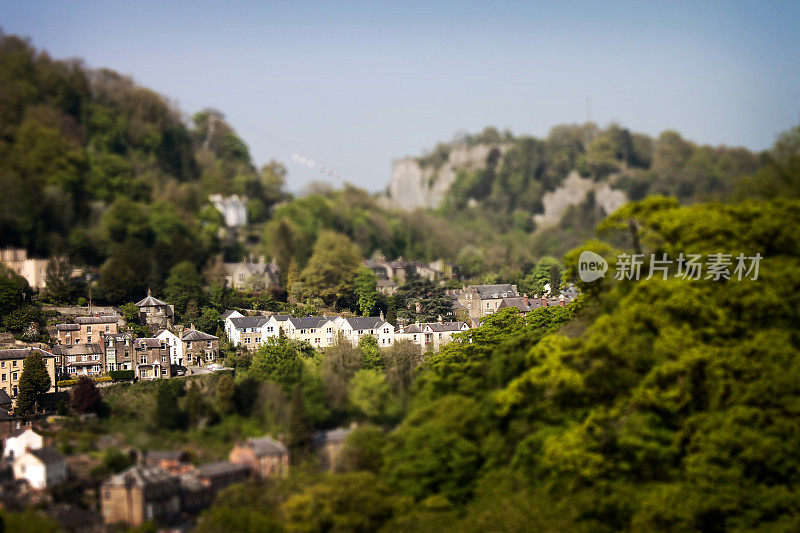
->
109, 370, 135, 381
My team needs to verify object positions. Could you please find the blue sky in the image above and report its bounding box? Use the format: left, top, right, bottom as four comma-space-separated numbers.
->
2, 1, 799, 192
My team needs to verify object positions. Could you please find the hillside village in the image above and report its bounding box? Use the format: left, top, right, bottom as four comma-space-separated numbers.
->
0, 245, 575, 530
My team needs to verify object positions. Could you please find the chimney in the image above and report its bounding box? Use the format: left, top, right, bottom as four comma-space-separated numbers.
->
437, 315, 442, 323
542, 296, 548, 307
523, 293, 529, 306
379, 310, 384, 321
147, 288, 151, 297
190, 323, 195, 331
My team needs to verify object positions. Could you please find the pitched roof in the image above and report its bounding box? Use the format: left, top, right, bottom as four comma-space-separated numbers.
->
400, 324, 423, 334
288, 316, 334, 329
103, 465, 177, 488
0, 389, 11, 405
29, 447, 65, 465
229, 316, 269, 329
9, 427, 39, 438
0, 348, 54, 360
52, 343, 102, 356
498, 297, 532, 313
472, 284, 519, 299
196, 461, 249, 478
55, 323, 80, 331
342, 317, 387, 331
135, 294, 169, 307
144, 450, 186, 462
76, 316, 118, 324
312, 428, 352, 446
424, 321, 468, 332
182, 329, 218, 341
246, 435, 288, 456
268, 314, 293, 322
221, 310, 242, 321
135, 338, 164, 349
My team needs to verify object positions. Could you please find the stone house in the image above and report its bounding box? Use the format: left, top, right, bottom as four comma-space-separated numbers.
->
104, 332, 135, 372
0, 348, 57, 406
312, 428, 352, 471
143, 450, 192, 475
54, 323, 81, 346
0, 248, 48, 290
55, 316, 119, 345
155, 329, 182, 366
223, 259, 281, 290
181, 328, 219, 366
12, 447, 67, 490
134, 338, 172, 380
180, 461, 250, 513
52, 343, 105, 378
101, 466, 181, 528
229, 435, 289, 479
456, 284, 519, 322
134, 291, 175, 329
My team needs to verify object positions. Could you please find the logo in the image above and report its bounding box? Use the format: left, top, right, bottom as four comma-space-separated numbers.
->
578, 251, 608, 282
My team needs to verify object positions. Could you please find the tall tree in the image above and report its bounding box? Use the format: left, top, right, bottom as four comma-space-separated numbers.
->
354, 267, 379, 316
70, 375, 102, 414
164, 261, 205, 315
16, 352, 52, 416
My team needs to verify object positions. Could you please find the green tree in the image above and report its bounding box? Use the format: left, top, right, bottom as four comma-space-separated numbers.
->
286, 386, 311, 462
355, 267, 379, 316
521, 256, 564, 295
349, 369, 401, 422
16, 352, 52, 416
43, 255, 75, 303
153, 382, 183, 430
164, 261, 205, 315
215, 374, 236, 415
297, 231, 361, 307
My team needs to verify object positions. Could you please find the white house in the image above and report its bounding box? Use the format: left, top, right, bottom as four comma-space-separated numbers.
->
286, 317, 340, 348
396, 321, 470, 352
263, 314, 292, 342
155, 329, 183, 366
227, 316, 270, 350
12, 447, 67, 489
222, 310, 245, 340
3, 427, 43, 461
336, 316, 395, 348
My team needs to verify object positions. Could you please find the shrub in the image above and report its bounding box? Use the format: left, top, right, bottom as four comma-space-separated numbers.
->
108, 370, 135, 381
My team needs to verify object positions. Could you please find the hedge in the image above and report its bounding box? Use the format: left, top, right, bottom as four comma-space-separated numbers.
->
57, 376, 114, 387
108, 370, 135, 381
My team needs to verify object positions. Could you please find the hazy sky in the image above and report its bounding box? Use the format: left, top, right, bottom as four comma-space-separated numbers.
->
3, 1, 799, 192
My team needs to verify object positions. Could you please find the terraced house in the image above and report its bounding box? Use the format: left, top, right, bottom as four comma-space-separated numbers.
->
104, 332, 135, 372
286, 316, 338, 348
134, 338, 172, 380
396, 320, 470, 352
335, 316, 395, 347
0, 348, 56, 405
226, 315, 269, 350
52, 343, 105, 378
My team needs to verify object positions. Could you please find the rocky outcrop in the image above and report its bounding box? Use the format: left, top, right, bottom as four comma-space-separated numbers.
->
533, 171, 627, 228
389, 143, 509, 210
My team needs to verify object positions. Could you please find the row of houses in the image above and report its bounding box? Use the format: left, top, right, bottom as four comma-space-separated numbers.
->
224, 311, 471, 352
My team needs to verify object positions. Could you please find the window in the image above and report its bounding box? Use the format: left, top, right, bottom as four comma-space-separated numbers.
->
12, 372, 18, 381
267, 326, 273, 332
310, 328, 316, 334
1, 374, 5, 381
141, 356, 147, 364
187, 342, 192, 349
141, 369, 149, 378
315, 338, 321, 345
326, 327, 332, 333
105, 325, 110, 332
383, 328, 389, 334
1, 361, 4, 368
93, 365, 101, 373
87, 325, 92, 332
12, 361, 17, 367
87, 336, 92, 343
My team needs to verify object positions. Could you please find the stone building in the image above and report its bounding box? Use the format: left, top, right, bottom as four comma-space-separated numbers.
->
229, 435, 289, 479
101, 466, 181, 528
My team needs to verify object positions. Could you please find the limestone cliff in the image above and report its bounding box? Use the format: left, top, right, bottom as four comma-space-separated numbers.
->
389, 143, 510, 210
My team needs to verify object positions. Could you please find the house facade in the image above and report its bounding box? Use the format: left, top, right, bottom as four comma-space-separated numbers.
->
135, 291, 175, 329
156, 329, 183, 366
0, 348, 57, 405
336, 317, 395, 348
12, 447, 67, 490
396, 321, 470, 352
104, 332, 135, 372
286, 317, 338, 348
223, 259, 281, 290
56, 316, 120, 345
3, 427, 43, 461
456, 284, 520, 322
0, 248, 48, 290
134, 338, 172, 380
226, 316, 269, 350
101, 466, 182, 528
181, 328, 219, 366
229, 435, 289, 479
53, 343, 105, 377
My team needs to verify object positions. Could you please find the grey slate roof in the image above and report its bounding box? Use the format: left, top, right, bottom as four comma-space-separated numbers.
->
0, 348, 54, 360
288, 316, 333, 329
221, 310, 241, 321
342, 317, 387, 331
29, 447, 65, 465
135, 338, 164, 349
135, 294, 169, 307
268, 314, 293, 321
498, 297, 533, 313
182, 329, 218, 341
196, 461, 249, 478
52, 343, 103, 356
103, 465, 177, 487
424, 321, 468, 332
246, 436, 288, 456
313, 428, 352, 446
55, 323, 80, 331
229, 316, 269, 329
76, 316, 118, 324
474, 284, 519, 299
